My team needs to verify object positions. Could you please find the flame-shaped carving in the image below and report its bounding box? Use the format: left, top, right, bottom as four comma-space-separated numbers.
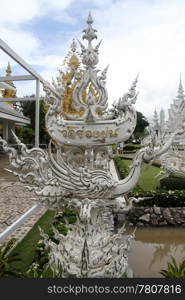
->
39, 211, 135, 278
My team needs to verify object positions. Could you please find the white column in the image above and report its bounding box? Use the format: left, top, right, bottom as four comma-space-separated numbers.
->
35, 79, 40, 147
8, 122, 15, 141
3, 120, 9, 140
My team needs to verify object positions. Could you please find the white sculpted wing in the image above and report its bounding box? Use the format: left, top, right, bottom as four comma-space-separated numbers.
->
0, 135, 117, 199
48, 140, 117, 198
0, 134, 50, 187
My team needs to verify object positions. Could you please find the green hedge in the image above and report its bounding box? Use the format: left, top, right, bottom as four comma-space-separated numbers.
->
112, 143, 141, 153
114, 157, 129, 179
8, 208, 77, 276
123, 150, 137, 154
123, 144, 141, 151
28, 208, 77, 276
160, 176, 185, 190
52, 208, 77, 235
9, 210, 55, 273
131, 189, 185, 207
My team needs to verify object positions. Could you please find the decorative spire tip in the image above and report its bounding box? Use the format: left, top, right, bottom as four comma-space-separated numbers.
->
87, 12, 93, 24
5, 61, 12, 76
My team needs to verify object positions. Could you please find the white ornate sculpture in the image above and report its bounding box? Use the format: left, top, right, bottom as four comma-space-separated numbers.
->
43, 16, 138, 147
166, 77, 185, 138
1, 13, 185, 278
39, 208, 135, 278
150, 77, 185, 147
160, 146, 185, 178
147, 77, 185, 178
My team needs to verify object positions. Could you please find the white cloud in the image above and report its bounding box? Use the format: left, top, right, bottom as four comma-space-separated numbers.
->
0, 27, 40, 59
30, 54, 64, 68
87, 0, 185, 119
0, 0, 40, 24
1, 0, 185, 122
0, 0, 74, 24
0, 1, 74, 75
41, 0, 74, 11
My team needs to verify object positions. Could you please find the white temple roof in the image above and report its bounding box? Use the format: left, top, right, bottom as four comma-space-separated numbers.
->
0, 101, 30, 124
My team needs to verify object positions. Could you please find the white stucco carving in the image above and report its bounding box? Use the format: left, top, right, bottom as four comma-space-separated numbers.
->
1, 13, 185, 278
43, 14, 138, 147
160, 147, 185, 178
39, 207, 135, 278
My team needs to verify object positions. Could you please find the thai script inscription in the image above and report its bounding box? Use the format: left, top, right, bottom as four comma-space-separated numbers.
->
60, 127, 118, 139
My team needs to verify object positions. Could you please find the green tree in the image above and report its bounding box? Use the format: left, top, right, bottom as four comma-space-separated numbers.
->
108, 103, 149, 138
134, 111, 149, 138
19, 96, 49, 145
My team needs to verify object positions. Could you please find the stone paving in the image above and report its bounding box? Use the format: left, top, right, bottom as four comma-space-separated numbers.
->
0, 153, 46, 244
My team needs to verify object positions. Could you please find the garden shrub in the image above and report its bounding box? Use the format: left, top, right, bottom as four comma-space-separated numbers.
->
114, 157, 129, 179
123, 149, 138, 154
123, 144, 141, 151
53, 207, 77, 233
160, 256, 185, 278
27, 207, 77, 277
131, 189, 185, 207
18, 127, 35, 145
112, 143, 141, 154
160, 176, 185, 190
0, 239, 22, 277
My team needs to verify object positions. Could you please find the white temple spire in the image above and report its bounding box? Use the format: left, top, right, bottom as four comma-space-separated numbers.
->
153, 109, 159, 133
160, 108, 165, 132
87, 12, 93, 24
160, 107, 165, 120
176, 74, 185, 101
153, 108, 158, 123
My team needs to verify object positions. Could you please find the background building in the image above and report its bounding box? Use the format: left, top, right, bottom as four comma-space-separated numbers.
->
0, 63, 30, 142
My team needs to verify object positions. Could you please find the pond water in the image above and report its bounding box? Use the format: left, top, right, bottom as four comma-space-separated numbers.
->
126, 227, 185, 277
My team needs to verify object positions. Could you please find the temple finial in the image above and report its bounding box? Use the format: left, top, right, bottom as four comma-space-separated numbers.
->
160, 108, 165, 126
176, 74, 185, 101
5, 62, 12, 76
2, 62, 16, 98
179, 73, 183, 88
70, 38, 77, 53
87, 12, 93, 24
82, 13, 97, 42
80, 13, 99, 67
153, 108, 159, 121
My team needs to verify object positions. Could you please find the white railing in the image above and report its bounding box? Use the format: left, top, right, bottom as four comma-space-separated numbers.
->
0, 203, 41, 244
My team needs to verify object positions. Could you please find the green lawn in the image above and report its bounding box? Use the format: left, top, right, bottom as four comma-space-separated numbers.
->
119, 159, 161, 191
9, 210, 55, 274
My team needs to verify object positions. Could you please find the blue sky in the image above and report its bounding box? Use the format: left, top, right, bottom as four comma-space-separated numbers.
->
1, 0, 185, 120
